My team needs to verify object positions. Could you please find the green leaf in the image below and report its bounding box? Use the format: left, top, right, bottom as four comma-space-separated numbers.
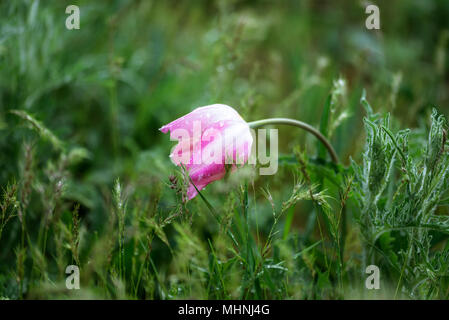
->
10, 109, 64, 151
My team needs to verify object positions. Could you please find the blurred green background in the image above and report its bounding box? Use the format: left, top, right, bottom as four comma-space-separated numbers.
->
0, 0, 448, 299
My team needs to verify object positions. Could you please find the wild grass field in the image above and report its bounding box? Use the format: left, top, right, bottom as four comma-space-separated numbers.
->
1, 0, 449, 300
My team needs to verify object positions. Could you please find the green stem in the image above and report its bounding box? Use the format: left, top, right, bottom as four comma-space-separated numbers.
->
248, 118, 339, 164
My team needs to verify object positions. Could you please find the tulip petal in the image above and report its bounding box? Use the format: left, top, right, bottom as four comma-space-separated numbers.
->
160, 104, 253, 200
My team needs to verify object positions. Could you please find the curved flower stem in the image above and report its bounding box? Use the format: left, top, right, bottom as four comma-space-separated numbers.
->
248, 118, 339, 164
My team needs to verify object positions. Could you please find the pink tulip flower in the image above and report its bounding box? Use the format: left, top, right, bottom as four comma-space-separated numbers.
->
160, 104, 253, 200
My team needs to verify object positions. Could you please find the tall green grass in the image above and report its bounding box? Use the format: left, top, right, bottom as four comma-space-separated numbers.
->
0, 0, 448, 299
